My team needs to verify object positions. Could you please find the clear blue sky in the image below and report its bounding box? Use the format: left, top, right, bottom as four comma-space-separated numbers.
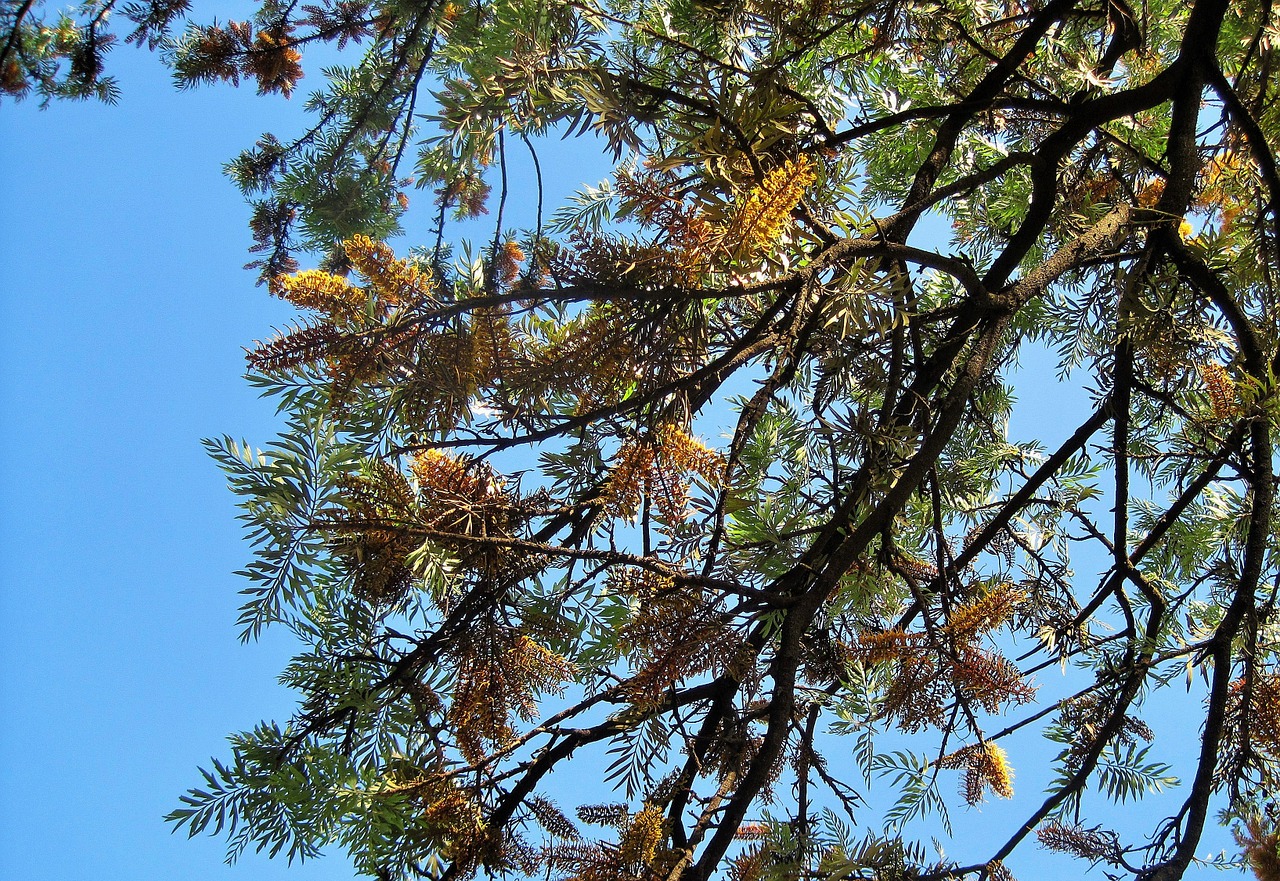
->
0, 24, 1244, 881
0, 27, 609, 880
0, 38, 363, 881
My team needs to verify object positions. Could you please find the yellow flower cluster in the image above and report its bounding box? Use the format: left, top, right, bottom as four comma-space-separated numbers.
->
852, 628, 911, 665
593, 153, 817, 283
411, 449, 472, 489
603, 437, 657, 520
654, 422, 724, 479
468, 306, 514, 383
896, 554, 938, 581
1197, 151, 1246, 208
1135, 176, 1165, 208
1199, 362, 1240, 420
1235, 812, 1280, 881
410, 449, 524, 579
271, 269, 366, 326
724, 155, 817, 262
410, 449, 510, 537
937, 741, 1015, 804
943, 582, 1026, 642
254, 236, 443, 386
617, 805, 665, 865
381, 773, 489, 873
980, 742, 1015, 799
606, 566, 675, 598
449, 623, 575, 764
527, 303, 638, 411
344, 234, 436, 306
605, 424, 725, 522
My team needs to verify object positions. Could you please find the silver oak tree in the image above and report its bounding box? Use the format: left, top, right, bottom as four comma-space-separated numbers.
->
10, 0, 1280, 878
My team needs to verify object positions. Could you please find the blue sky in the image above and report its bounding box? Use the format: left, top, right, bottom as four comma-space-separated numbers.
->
0, 29, 612, 880
0, 40, 362, 880
0, 22, 1245, 881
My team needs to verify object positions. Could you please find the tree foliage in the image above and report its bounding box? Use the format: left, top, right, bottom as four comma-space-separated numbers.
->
14, 0, 1280, 878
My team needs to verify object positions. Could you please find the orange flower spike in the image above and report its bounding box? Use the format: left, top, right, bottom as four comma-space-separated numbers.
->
726, 155, 817, 261
1037, 823, 1121, 862
655, 423, 725, 483
440, 2, 463, 25
850, 628, 916, 665
497, 239, 525, 286
982, 741, 1015, 799
729, 845, 769, 881
410, 449, 506, 509
940, 742, 1015, 804
1135, 177, 1165, 208
734, 822, 770, 840
410, 449, 467, 491
603, 439, 654, 520
944, 582, 1027, 643
468, 307, 514, 381
1197, 150, 1245, 209
1199, 362, 1240, 420
617, 805, 666, 865
272, 269, 367, 326
248, 30, 303, 97
1235, 812, 1280, 881
509, 635, 576, 705
344, 235, 436, 307
1231, 673, 1280, 757
247, 323, 343, 375
601, 426, 724, 523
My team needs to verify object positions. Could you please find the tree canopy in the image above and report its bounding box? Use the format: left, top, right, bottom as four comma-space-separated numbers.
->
10, 0, 1280, 878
